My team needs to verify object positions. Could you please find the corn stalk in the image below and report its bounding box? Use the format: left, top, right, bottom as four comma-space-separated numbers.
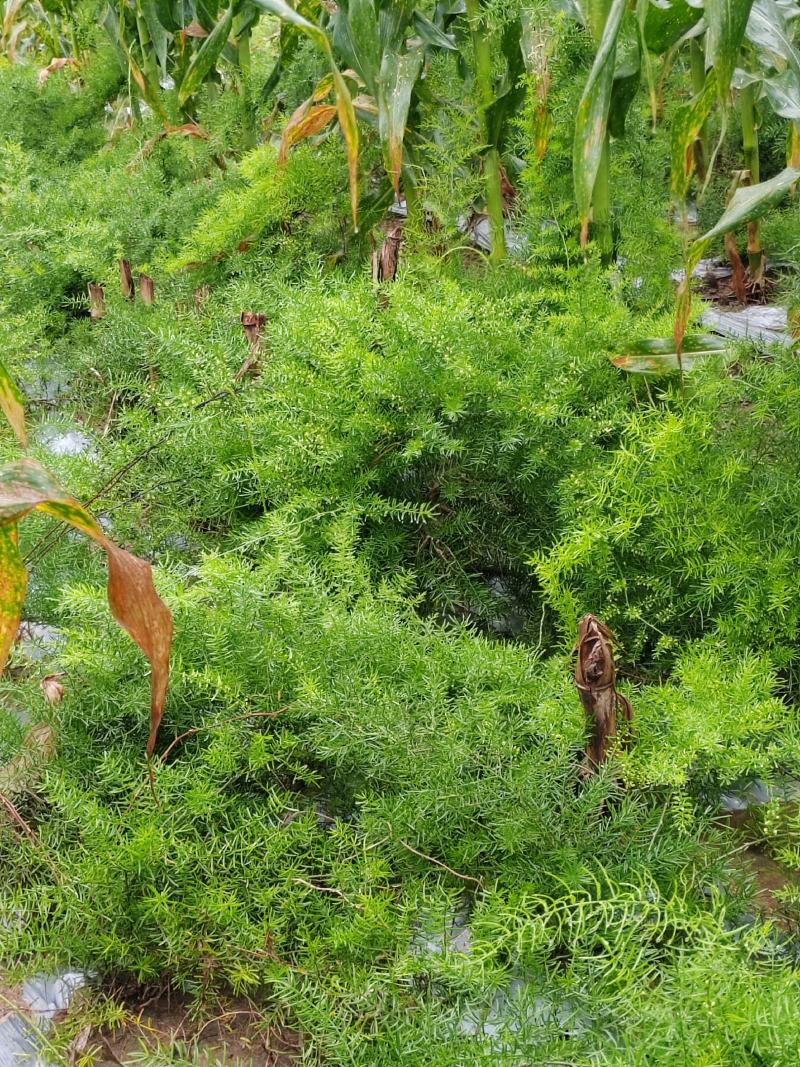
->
103, 0, 258, 124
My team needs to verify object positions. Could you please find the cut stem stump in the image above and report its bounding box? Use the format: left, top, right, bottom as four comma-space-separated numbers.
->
119, 259, 135, 300
88, 283, 105, 320
139, 273, 155, 305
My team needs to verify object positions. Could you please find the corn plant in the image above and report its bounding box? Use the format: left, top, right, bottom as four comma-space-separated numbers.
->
1, 0, 77, 62
568, 0, 640, 261
459, 0, 527, 261
255, 0, 458, 227
0, 361, 173, 761
102, 0, 260, 125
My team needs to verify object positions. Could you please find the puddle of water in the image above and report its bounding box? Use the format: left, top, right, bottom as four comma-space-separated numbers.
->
457, 983, 589, 1045
413, 909, 590, 1049
412, 908, 472, 958
461, 215, 528, 258
670, 258, 732, 284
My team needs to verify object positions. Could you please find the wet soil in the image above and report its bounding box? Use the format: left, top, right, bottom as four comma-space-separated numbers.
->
731, 846, 799, 929
699, 267, 779, 308
92, 988, 301, 1067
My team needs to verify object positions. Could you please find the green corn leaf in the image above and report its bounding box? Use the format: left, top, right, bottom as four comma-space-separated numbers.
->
746, 0, 800, 76
154, 0, 182, 33
0, 359, 27, 448
377, 46, 423, 195
412, 10, 457, 49
138, 0, 171, 79
573, 0, 627, 235
582, 0, 614, 42
642, 0, 702, 54
196, 0, 225, 31
612, 334, 728, 374
334, 0, 381, 92
252, 0, 361, 226
670, 69, 717, 199
697, 165, 800, 242
705, 0, 756, 103
0, 460, 174, 758
251, 0, 328, 47
761, 68, 800, 118
378, 0, 415, 51
608, 20, 641, 139
103, 6, 170, 122
101, 5, 129, 70
177, 5, 234, 107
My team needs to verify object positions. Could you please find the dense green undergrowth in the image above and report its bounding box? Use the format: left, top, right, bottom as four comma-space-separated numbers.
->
3, 27, 800, 1066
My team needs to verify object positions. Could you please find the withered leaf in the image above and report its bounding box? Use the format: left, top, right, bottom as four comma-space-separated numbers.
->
0, 358, 27, 447
40, 674, 65, 705
0, 460, 173, 758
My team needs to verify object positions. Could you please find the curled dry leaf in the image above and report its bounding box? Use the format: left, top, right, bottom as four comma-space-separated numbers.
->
573, 614, 632, 779
37, 57, 77, 87
240, 312, 266, 353
0, 460, 173, 758
183, 19, 209, 37
279, 101, 338, 164
68, 1025, 92, 1067
40, 674, 65, 705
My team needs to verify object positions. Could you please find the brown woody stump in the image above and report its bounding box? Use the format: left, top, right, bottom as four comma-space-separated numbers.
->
88, 283, 106, 320
372, 221, 404, 285
139, 274, 155, 305
573, 614, 632, 780
119, 259, 135, 300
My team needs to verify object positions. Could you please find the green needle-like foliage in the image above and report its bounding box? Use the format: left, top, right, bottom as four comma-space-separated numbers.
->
4, 21, 800, 1066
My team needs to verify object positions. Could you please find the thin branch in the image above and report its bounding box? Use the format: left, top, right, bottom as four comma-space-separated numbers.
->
293, 878, 365, 911
127, 708, 288, 811
0, 791, 63, 881
0, 790, 40, 844
24, 388, 238, 567
389, 825, 483, 886
157, 708, 288, 764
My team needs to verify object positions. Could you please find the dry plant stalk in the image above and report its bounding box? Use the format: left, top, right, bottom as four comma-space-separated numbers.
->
573, 614, 632, 779
139, 274, 155, 305
87, 283, 106, 320
240, 312, 266, 354
237, 313, 266, 381
724, 233, 748, 304
119, 259, 135, 300
372, 222, 404, 283
0, 722, 56, 794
